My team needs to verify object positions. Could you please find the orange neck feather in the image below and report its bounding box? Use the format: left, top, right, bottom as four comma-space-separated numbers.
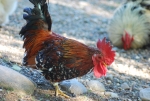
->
24, 30, 51, 58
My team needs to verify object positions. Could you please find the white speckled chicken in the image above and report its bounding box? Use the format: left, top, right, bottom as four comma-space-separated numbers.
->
108, 0, 150, 50
0, 0, 18, 26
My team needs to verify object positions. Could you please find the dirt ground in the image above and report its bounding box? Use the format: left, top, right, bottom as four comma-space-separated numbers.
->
1, 0, 150, 101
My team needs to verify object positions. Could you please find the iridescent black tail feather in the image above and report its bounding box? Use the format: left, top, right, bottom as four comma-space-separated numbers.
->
19, 0, 52, 39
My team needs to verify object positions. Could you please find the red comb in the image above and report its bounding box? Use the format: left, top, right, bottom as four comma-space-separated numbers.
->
97, 38, 115, 65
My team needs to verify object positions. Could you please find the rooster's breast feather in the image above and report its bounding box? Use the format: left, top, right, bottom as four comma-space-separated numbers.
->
35, 37, 96, 81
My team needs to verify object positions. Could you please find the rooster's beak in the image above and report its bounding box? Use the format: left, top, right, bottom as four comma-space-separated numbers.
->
103, 62, 108, 67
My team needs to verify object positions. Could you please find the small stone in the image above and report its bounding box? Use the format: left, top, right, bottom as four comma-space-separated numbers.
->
99, 92, 105, 97
148, 58, 150, 62
0, 89, 3, 92
86, 80, 105, 92
143, 85, 150, 88
116, 83, 120, 86
120, 49, 125, 52
112, 47, 118, 51
12, 64, 22, 71
131, 81, 137, 85
18, 99, 24, 101
102, 19, 108, 23
128, 99, 132, 101
59, 79, 87, 95
122, 53, 127, 57
114, 78, 120, 83
92, 18, 99, 23
105, 92, 111, 97
139, 88, 150, 100
100, 28, 105, 33
139, 87, 144, 91
107, 80, 112, 84
135, 56, 140, 60
115, 52, 120, 57
121, 82, 130, 90
111, 92, 119, 98
137, 97, 142, 101
105, 92, 119, 98
105, 74, 113, 80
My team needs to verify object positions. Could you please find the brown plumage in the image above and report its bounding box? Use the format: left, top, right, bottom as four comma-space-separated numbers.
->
19, 0, 115, 97
35, 34, 99, 82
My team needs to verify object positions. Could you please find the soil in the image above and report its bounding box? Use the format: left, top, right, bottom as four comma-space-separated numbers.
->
0, 0, 150, 101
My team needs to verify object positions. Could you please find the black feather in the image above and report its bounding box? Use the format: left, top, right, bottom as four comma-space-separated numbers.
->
19, 0, 52, 37
29, 0, 46, 7
41, 4, 52, 31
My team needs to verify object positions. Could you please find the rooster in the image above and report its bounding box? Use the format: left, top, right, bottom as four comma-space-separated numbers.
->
19, 0, 115, 98
107, 1, 150, 50
0, 0, 18, 26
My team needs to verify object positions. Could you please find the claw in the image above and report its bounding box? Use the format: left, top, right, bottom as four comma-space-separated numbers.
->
53, 83, 70, 98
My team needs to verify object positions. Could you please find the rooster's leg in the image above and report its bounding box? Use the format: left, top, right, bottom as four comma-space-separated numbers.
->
53, 82, 70, 98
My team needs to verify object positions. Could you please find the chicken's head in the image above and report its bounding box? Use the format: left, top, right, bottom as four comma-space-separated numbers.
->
122, 31, 133, 50
92, 38, 115, 78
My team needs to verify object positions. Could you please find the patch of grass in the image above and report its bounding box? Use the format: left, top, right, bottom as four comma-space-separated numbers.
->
3, 87, 14, 91
0, 98, 5, 101
87, 89, 92, 92
44, 94, 50, 98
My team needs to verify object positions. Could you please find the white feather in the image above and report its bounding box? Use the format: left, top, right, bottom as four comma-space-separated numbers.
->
0, 0, 18, 26
127, 0, 150, 5
108, 2, 150, 49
